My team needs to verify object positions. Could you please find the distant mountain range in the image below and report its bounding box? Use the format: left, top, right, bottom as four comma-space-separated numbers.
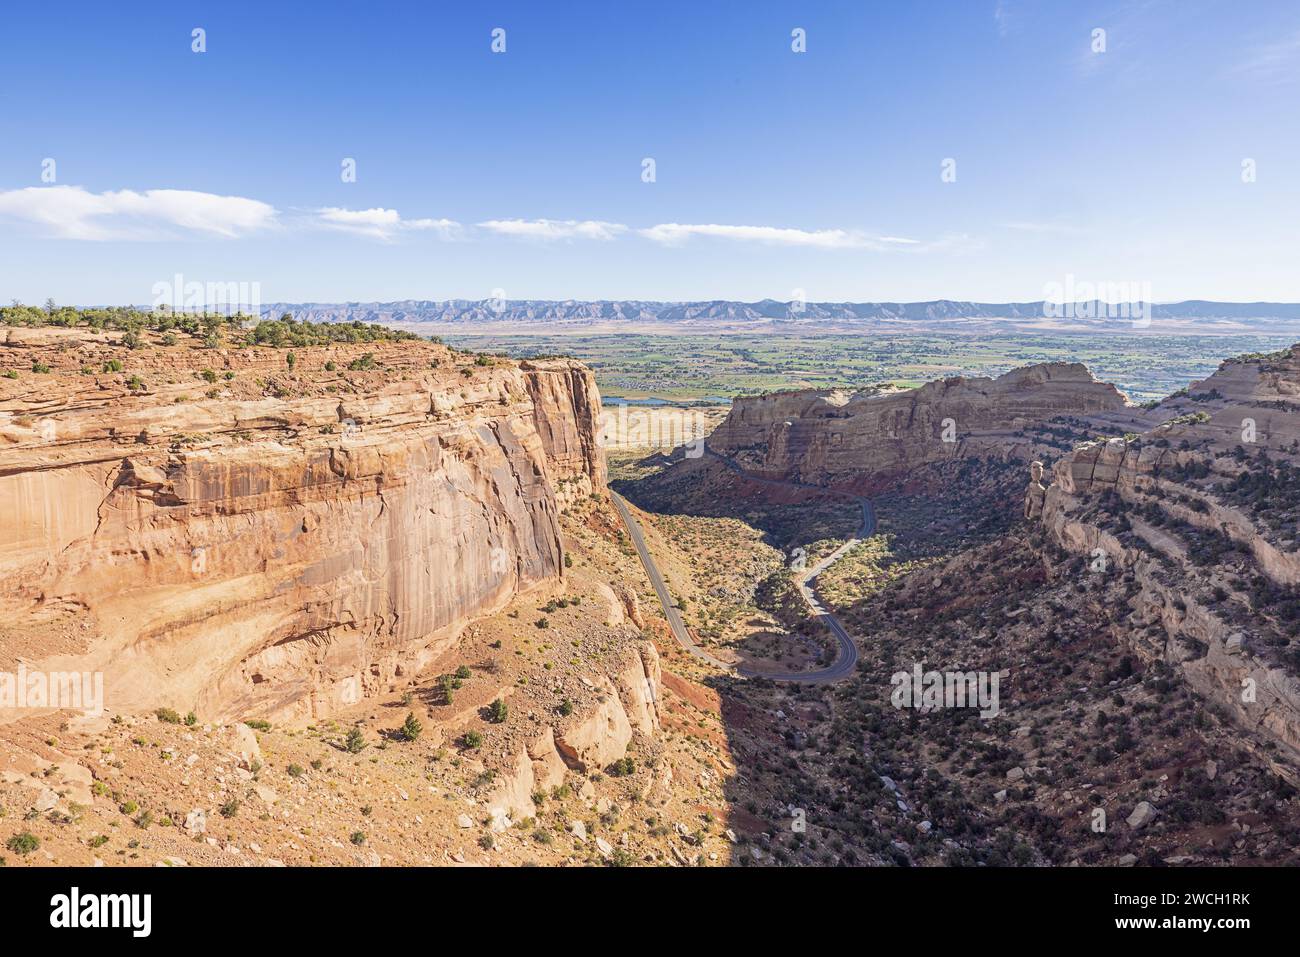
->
254, 299, 1300, 332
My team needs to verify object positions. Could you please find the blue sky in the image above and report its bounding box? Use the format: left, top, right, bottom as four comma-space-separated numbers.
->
1, 0, 1298, 305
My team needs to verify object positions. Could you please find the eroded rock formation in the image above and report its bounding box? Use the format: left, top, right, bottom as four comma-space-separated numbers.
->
707, 363, 1127, 492
1037, 345, 1300, 776
484, 642, 661, 818
0, 328, 605, 722
1023, 460, 1047, 519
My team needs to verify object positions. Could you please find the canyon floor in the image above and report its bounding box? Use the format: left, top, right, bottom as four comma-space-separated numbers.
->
613, 452, 1300, 865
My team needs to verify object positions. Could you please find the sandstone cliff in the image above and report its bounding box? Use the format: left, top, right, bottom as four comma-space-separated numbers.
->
0, 328, 605, 722
707, 363, 1127, 492
1037, 344, 1300, 776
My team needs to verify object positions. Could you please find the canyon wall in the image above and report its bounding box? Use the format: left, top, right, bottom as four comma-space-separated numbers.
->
0, 329, 605, 722
707, 363, 1127, 491
1037, 345, 1300, 777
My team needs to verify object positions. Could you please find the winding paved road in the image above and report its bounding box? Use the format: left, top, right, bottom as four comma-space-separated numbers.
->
610, 446, 874, 684
610, 490, 736, 673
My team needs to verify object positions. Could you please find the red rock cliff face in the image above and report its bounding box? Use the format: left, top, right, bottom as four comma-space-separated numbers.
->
707, 363, 1126, 491
0, 330, 604, 722
521, 358, 607, 506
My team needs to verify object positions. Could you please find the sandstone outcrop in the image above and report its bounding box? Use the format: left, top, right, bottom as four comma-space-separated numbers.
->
1023, 460, 1047, 519
0, 328, 605, 722
482, 728, 569, 821
554, 644, 661, 774
483, 643, 661, 818
707, 363, 1126, 491
1036, 344, 1300, 776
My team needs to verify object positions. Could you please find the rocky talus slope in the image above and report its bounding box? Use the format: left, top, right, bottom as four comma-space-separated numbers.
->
707, 363, 1129, 492
0, 327, 605, 722
1037, 345, 1300, 777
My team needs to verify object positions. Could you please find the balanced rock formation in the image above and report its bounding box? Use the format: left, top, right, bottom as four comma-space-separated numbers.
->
1023, 460, 1047, 519
707, 363, 1126, 492
0, 327, 605, 722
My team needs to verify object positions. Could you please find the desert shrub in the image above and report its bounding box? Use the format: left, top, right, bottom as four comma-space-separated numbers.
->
6, 833, 39, 855
607, 757, 636, 777
347, 353, 377, 371
400, 712, 423, 742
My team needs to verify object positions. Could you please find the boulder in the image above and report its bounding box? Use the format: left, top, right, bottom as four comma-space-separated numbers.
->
1127, 801, 1157, 830
231, 723, 262, 770
556, 680, 634, 773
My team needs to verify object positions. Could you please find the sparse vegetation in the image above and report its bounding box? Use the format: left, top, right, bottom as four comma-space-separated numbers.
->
345, 726, 368, 754
399, 712, 423, 742
6, 832, 39, 856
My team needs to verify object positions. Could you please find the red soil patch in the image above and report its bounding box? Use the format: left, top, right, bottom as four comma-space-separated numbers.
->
661, 670, 721, 715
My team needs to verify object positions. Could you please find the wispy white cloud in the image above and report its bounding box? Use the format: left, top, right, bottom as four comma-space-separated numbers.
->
0, 190, 955, 257
0, 186, 277, 240
1227, 30, 1300, 85
317, 206, 460, 241
476, 218, 627, 241
640, 223, 922, 250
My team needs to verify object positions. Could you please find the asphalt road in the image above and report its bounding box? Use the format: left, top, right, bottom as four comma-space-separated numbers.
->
609, 490, 736, 673
609, 447, 873, 684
